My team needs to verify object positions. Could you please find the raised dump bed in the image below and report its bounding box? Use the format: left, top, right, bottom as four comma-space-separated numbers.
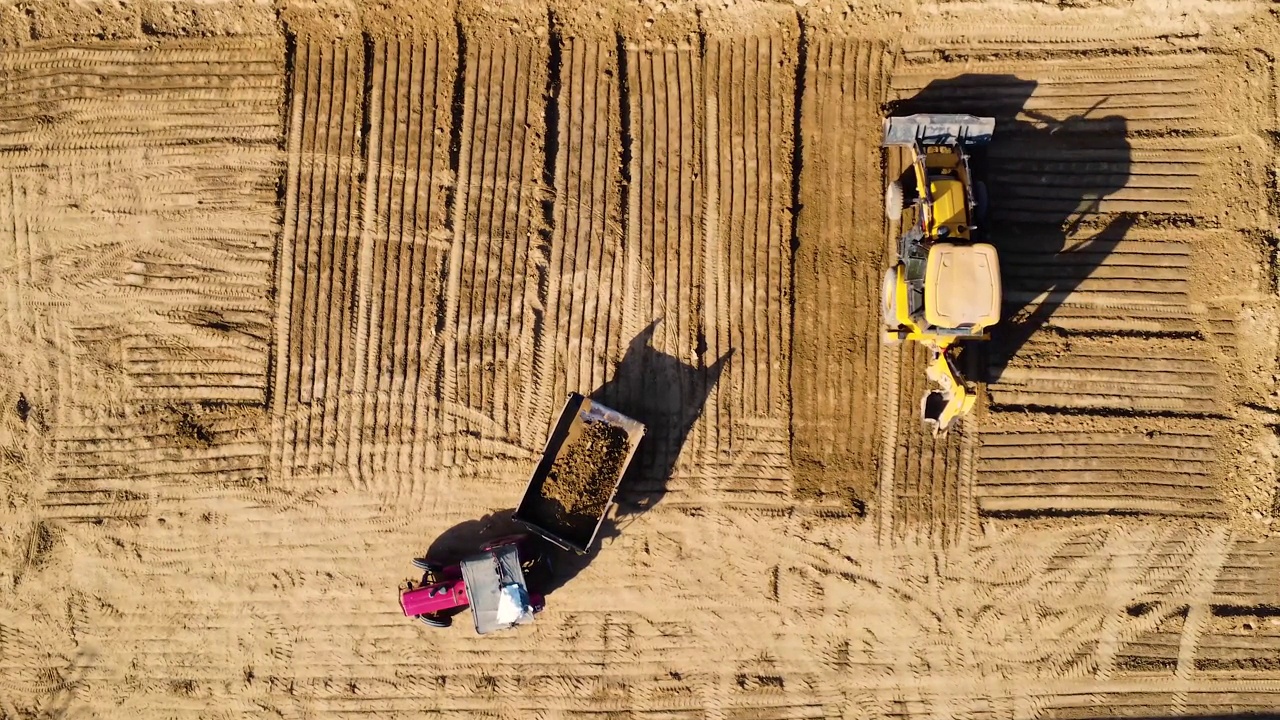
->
514, 393, 646, 554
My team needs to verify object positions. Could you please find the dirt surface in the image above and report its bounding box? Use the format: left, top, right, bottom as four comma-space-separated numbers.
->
541, 420, 629, 520
2, 0, 1280, 717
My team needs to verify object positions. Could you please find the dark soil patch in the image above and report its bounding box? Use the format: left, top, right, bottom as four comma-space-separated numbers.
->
542, 420, 629, 521
23, 520, 56, 570
1114, 655, 1176, 672
174, 410, 214, 448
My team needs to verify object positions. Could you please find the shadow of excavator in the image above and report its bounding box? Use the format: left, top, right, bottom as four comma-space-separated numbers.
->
889, 74, 1137, 386
422, 319, 730, 599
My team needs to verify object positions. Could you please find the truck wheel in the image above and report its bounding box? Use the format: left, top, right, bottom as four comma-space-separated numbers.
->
519, 545, 545, 574
413, 558, 445, 585
974, 181, 989, 224
524, 550, 554, 586
417, 613, 451, 628
412, 558, 443, 573
885, 181, 903, 222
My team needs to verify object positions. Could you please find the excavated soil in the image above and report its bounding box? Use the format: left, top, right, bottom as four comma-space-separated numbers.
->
540, 420, 629, 520
1, 0, 1280, 718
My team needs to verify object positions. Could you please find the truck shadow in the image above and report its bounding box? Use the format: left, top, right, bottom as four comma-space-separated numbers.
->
889, 74, 1136, 384
538, 319, 730, 595
420, 319, 730, 601
590, 318, 732, 516
424, 509, 526, 563
421, 506, 581, 604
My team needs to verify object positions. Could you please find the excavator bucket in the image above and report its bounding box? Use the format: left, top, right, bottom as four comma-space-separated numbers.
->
882, 114, 996, 148
921, 348, 976, 435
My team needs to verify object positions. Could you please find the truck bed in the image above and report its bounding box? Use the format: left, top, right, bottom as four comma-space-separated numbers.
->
513, 393, 646, 554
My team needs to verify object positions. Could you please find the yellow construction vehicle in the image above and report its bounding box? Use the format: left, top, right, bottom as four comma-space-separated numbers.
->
880, 114, 1001, 434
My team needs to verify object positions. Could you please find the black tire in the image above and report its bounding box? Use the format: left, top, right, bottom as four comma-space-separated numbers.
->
518, 542, 545, 572
412, 558, 444, 573
523, 549, 553, 587
413, 559, 445, 585
973, 180, 988, 224
417, 613, 451, 628
480, 534, 526, 552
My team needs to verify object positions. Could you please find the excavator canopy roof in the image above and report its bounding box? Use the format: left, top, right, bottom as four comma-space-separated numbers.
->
924, 243, 1001, 330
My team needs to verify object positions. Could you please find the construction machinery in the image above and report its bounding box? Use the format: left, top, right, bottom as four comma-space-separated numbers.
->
398, 394, 646, 634
881, 114, 1001, 434
401, 535, 547, 633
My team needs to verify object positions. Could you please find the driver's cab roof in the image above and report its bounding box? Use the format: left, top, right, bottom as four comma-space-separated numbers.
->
461, 543, 535, 635
924, 243, 1001, 330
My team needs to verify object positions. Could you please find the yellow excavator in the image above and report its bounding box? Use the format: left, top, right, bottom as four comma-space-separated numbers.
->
881, 114, 1001, 434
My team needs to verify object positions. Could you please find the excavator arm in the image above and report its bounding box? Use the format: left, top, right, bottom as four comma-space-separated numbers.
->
921, 345, 976, 435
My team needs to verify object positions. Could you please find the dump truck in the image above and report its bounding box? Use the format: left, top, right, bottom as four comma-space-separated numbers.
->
398, 393, 645, 633
400, 535, 545, 633
881, 114, 1001, 434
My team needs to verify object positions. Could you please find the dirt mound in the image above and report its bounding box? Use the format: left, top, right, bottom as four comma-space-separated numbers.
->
542, 420, 629, 520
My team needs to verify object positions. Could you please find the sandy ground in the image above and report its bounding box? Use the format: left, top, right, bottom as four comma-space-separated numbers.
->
1, 0, 1280, 717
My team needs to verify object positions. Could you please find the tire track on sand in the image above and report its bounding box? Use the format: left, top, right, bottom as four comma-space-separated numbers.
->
346, 35, 455, 495
703, 30, 795, 496
440, 31, 548, 467
271, 36, 364, 481
542, 38, 623, 415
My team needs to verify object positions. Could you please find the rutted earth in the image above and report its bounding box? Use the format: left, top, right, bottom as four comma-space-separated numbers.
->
1, 0, 1279, 717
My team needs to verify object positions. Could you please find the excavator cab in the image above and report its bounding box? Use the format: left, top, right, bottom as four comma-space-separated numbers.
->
881, 114, 1001, 434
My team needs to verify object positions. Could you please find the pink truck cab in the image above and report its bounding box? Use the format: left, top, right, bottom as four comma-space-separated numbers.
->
399, 535, 546, 634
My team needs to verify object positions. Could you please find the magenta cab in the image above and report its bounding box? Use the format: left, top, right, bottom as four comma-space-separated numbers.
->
400, 577, 469, 616
400, 535, 545, 634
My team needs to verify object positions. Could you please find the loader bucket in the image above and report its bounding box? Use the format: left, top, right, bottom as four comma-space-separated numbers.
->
882, 114, 996, 148
921, 348, 975, 435
922, 388, 972, 435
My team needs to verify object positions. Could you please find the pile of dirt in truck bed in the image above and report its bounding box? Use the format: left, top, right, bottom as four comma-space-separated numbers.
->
541, 420, 630, 520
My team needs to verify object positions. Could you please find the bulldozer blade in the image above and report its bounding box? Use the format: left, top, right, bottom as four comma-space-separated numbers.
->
882, 114, 995, 148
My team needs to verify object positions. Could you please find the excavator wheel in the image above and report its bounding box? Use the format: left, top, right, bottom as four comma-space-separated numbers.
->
974, 181, 989, 224
885, 180, 904, 222
881, 268, 901, 338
